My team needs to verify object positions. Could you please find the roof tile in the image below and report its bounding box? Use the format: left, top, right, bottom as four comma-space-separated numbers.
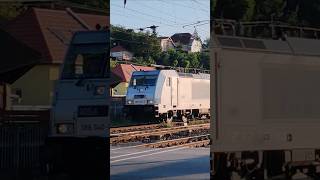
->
111, 64, 155, 82
5, 8, 109, 64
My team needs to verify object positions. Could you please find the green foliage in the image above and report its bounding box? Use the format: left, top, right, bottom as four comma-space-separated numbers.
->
65, 0, 109, 11
243, 0, 256, 21
110, 59, 117, 69
213, 0, 249, 20
111, 25, 210, 70
111, 25, 162, 61
298, 0, 320, 27
253, 0, 285, 21
0, 3, 24, 21
212, 0, 320, 27
155, 50, 209, 70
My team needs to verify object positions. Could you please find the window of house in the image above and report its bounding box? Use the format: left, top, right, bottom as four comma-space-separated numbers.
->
15, 89, 22, 98
11, 88, 22, 104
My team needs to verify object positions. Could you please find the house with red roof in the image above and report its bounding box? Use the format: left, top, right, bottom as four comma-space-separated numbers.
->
110, 64, 154, 96
0, 29, 41, 111
3, 7, 109, 108
110, 45, 133, 61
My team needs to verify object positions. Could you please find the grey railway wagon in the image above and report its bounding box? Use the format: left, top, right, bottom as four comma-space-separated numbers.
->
211, 34, 320, 179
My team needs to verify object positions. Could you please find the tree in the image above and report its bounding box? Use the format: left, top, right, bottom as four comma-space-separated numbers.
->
253, 0, 285, 21
200, 52, 210, 69
297, 0, 320, 27
0, 3, 24, 22
213, 0, 249, 20
243, 0, 256, 21
65, 0, 109, 11
111, 25, 161, 62
188, 53, 200, 68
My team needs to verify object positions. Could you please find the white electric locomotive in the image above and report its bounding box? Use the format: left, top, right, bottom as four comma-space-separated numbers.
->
125, 69, 210, 122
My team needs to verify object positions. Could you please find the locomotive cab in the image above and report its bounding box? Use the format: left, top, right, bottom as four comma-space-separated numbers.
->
125, 70, 160, 122
50, 31, 109, 137
46, 31, 110, 179
126, 70, 160, 106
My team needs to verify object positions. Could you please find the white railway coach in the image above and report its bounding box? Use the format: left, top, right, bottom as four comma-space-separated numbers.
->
211, 34, 320, 179
125, 69, 210, 122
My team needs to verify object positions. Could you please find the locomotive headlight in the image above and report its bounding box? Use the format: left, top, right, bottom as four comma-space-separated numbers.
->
56, 123, 73, 134
147, 100, 154, 104
127, 100, 133, 104
95, 86, 106, 95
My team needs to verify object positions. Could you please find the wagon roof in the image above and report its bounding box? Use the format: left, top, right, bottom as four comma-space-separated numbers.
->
213, 35, 320, 56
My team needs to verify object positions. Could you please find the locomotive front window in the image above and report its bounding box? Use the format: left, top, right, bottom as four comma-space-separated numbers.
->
130, 75, 158, 86
62, 44, 109, 79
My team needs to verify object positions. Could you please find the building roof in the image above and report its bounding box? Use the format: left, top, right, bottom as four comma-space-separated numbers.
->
0, 29, 41, 84
159, 36, 169, 39
111, 45, 129, 53
171, 33, 193, 45
111, 64, 155, 83
5, 8, 109, 64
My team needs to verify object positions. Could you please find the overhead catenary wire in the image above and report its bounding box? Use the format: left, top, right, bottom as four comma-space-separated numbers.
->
110, 11, 180, 28
111, 3, 182, 25
112, 0, 209, 27
111, 5, 187, 28
111, 0, 210, 41
111, 24, 209, 41
133, 0, 197, 25
111, 11, 209, 39
191, 0, 209, 10
111, 37, 161, 47
157, 0, 209, 14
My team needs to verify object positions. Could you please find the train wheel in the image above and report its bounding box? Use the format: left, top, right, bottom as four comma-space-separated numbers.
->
212, 153, 232, 180
245, 168, 264, 180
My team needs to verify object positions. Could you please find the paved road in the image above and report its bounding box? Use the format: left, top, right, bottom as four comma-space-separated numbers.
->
110, 145, 210, 180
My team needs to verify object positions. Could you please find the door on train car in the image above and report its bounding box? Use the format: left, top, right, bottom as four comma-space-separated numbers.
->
171, 77, 178, 107
51, 31, 110, 138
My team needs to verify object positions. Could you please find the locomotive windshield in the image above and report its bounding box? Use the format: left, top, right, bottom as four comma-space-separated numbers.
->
130, 75, 158, 86
61, 44, 109, 79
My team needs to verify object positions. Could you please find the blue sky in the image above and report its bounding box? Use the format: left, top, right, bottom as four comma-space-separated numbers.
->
110, 0, 210, 41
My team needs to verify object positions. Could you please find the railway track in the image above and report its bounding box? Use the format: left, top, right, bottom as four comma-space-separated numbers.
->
110, 123, 163, 134
110, 136, 210, 164
110, 123, 210, 144
142, 134, 210, 148
110, 119, 210, 134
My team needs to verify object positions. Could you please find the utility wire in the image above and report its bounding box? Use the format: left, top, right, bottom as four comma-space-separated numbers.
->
133, 0, 193, 24
158, 0, 209, 14
111, 11, 179, 28
111, 3, 181, 25
191, 0, 209, 10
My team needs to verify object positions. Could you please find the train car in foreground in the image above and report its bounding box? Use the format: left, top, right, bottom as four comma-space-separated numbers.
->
46, 31, 109, 179
211, 28, 320, 179
125, 69, 210, 123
